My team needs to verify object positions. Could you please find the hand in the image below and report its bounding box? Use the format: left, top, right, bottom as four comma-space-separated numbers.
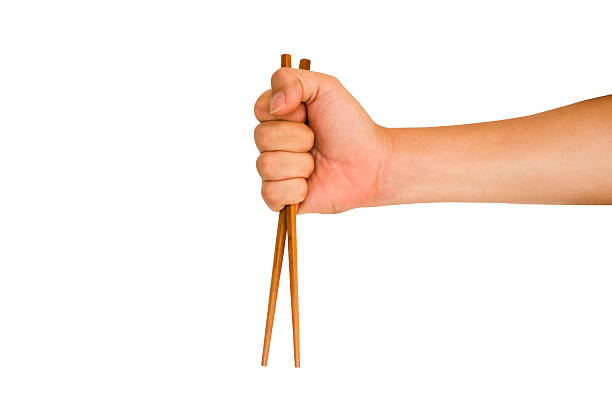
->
254, 68, 388, 214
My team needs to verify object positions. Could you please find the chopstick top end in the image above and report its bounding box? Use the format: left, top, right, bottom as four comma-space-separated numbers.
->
281, 54, 291, 68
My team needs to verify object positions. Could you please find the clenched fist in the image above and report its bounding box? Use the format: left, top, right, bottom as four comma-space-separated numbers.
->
255, 68, 612, 211
254, 68, 388, 214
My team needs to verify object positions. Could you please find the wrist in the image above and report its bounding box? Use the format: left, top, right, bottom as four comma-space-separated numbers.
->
374, 126, 460, 206
373, 126, 420, 206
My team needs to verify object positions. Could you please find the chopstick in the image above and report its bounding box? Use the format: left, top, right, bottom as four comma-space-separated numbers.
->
261, 203, 287, 366
261, 54, 310, 367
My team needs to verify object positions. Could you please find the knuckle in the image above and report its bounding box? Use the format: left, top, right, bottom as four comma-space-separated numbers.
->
255, 154, 266, 176
325, 74, 342, 88
253, 102, 260, 119
253, 123, 266, 148
253, 99, 264, 119
257, 153, 273, 177
262, 182, 281, 209
253, 90, 271, 121
261, 182, 273, 201
271, 67, 291, 84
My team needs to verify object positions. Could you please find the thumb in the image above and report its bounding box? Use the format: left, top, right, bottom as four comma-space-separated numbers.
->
269, 67, 334, 116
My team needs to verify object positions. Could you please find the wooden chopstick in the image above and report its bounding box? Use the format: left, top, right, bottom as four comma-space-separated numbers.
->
261, 54, 292, 367
261, 207, 287, 366
287, 58, 311, 368
261, 54, 310, 367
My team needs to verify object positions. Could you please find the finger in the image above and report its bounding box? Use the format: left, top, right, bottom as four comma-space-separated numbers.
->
269, 68, 337, 116
256, 151, 314, 181
254, 90, 307, 123
261, 178, 308, 211
254, 121, 314, 153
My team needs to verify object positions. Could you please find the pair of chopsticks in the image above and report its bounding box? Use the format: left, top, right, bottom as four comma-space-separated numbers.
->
261, 54, 311, 368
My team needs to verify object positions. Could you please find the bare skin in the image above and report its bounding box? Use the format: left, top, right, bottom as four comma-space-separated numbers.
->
254, 67, 612, 213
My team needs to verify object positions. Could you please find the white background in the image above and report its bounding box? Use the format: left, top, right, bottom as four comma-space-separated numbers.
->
1, 0, 611, 405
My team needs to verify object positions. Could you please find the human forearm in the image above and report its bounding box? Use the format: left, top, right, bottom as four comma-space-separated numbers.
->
376, 96, 612, 205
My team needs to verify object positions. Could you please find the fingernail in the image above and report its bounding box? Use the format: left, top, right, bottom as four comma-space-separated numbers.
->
269, 92, 285, 114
